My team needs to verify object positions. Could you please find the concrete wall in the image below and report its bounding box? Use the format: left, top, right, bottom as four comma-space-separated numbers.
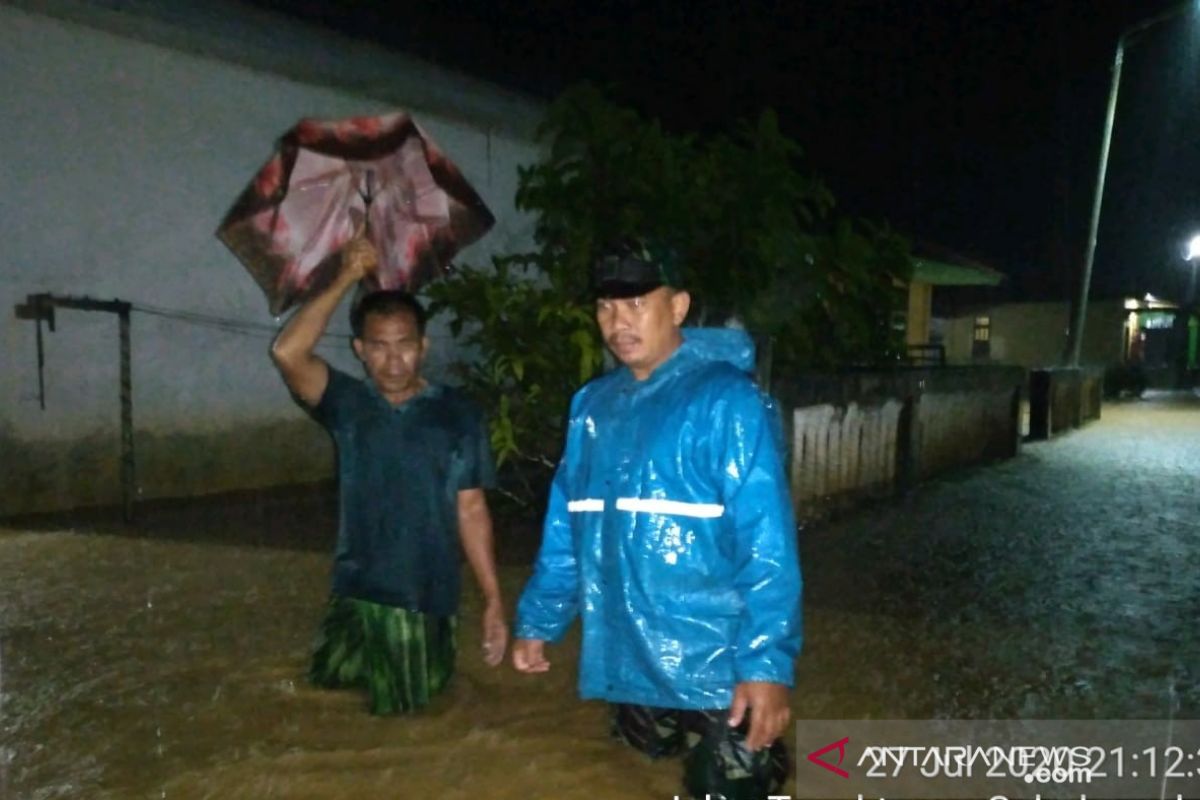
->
791, 400, 902, 506
942, 300, 1127, 368
1028, 367, 1105, 440
776, 367, 1025, 519
0, 1, 542, 515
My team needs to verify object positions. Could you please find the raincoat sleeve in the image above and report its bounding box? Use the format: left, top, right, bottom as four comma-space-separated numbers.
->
514, 438, 579, 642
719, 381, 803, 686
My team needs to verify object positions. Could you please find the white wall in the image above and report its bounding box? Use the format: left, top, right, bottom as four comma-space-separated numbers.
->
0, 2, 542, 514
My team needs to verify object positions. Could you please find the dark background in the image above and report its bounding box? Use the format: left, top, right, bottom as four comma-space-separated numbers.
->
247, 0, 1200, 302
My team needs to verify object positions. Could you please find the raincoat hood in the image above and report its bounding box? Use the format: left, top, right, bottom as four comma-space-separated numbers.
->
678, 327, 756, 374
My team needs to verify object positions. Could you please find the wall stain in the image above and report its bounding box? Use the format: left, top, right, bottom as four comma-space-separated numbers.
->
1, 418, 333, 516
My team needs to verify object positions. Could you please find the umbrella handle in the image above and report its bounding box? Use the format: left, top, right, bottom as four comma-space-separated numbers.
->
358, 169, 376, 208
349, 207, 372, 241
356, 170, 376, 241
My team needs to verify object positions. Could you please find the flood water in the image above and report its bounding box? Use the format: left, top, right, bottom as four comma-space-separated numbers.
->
3, 393, 1198, 798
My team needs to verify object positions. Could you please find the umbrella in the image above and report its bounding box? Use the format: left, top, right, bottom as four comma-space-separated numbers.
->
217, 111, 495, 315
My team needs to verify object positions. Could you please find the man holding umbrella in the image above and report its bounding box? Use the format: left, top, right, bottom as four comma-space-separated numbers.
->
271, 236, 508, 715
511, 240, 802, 798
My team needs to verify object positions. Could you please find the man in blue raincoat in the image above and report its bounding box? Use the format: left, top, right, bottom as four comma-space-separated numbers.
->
512, 241, 802, 799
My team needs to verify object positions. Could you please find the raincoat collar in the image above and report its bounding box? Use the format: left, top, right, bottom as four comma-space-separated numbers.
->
618, 327, 757, 387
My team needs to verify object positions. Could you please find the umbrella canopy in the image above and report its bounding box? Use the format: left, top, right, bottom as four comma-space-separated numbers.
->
217, 112, 495, 315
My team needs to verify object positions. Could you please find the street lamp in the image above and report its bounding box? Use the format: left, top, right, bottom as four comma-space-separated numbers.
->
1186, 233, 1200, 305
1065, 1, 1199, 367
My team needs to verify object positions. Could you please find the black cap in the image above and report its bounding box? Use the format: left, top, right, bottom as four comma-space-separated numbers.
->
592, 240, 682, 299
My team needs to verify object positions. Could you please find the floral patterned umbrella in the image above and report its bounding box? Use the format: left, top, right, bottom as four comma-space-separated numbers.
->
217, 111, 495, 315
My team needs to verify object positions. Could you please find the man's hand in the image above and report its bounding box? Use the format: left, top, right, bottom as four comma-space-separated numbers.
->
481, 601, 508, 667
728, 681, 791, 751
272, 233, 379, 406
341, 235, 379, 281
511, 638, 551, 673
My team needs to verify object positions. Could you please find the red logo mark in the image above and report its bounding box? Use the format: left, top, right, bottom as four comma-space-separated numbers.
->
806, 736, 851, 779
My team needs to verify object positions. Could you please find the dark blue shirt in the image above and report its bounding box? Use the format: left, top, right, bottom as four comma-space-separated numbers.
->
314, 368, 495, 615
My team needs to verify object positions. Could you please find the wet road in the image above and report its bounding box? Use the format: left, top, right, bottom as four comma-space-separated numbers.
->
1, 391, 1198, 798
801, 390, 1200, 720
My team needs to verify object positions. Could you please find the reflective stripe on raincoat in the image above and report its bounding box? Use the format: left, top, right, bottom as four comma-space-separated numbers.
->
515, 328, 802, 710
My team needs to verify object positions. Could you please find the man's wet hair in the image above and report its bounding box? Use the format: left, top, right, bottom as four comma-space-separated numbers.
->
351, 290, 428, 338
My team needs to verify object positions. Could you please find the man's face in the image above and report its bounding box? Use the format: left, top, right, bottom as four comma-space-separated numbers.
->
595, 287, 691, 380
352, 310, 427, 401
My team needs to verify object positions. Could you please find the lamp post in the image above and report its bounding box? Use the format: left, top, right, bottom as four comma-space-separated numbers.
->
1065, 1, 1198, 367
1180, 234, 1200, 381
1186, 233, 1200, 305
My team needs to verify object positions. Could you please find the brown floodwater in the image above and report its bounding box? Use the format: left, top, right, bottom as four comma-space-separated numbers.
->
4, 528, 814, 800
0, 524, 916, 800
3, 396, 1197, 798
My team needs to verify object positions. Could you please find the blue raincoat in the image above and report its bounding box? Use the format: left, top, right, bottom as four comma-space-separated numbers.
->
515, 328, 802, 710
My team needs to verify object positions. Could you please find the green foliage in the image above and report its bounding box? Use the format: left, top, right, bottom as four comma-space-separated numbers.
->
428, 254, 603, 507
768, 218, 913, 371
429, 85, 912, 507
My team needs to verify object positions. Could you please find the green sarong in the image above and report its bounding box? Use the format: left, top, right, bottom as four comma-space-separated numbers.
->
309, 595, 457, 715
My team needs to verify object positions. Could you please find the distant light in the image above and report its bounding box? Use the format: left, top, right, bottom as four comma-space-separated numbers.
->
1187, 234, 1200, 261
1124, 297, 1139, 310
1145, 293, 1156, 301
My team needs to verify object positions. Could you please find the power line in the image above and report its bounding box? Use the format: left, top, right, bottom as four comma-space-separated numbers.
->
127, 302, 452, 341
21, 296, 454, 342
129, 302, 290, 339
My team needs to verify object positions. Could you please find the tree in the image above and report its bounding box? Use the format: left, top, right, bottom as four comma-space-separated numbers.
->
428, 85, 910, 508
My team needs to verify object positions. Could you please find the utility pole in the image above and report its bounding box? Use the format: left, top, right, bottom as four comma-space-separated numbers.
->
14, 294, 137, 523
1065, 1, 1196, 366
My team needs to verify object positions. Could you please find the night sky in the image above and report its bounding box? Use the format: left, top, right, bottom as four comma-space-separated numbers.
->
248, 0, 1200, 303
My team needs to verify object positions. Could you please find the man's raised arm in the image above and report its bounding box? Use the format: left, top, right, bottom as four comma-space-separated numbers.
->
270, 238, 376, 406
